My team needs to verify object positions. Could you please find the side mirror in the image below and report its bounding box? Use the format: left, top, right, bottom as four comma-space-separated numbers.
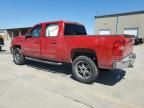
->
25, 33, 32, 38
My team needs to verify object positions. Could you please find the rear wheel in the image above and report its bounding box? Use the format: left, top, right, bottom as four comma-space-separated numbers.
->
72, 56, 98, 84
0, 47, 1, 51
13, 48, 25, 65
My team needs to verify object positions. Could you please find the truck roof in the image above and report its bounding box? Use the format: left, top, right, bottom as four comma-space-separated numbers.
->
39, 20, 84, 26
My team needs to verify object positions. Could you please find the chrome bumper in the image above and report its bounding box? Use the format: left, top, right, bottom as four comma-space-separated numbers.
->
113, 53, 136, 69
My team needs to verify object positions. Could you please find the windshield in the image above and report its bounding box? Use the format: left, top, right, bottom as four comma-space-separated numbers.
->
64, 24, 87, 36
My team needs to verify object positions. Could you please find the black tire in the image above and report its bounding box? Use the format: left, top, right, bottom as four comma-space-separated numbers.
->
72, 56, 98, 84
13, 48, 25, 65
141, 38, 144, 43
0, 47, 1, 51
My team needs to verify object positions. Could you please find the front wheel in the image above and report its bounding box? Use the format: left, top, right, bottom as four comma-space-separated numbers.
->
13, 48, 25, 65
72, 56, 98, 84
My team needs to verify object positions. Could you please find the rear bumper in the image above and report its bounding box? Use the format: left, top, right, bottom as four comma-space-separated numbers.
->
113, 53, 136, 69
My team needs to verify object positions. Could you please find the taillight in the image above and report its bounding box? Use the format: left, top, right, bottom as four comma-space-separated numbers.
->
113, 40, 125, 56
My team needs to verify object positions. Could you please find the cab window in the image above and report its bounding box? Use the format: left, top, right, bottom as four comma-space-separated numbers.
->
29, 25, 42, 38
64, 24, 87, 36
45, 24, 59, 37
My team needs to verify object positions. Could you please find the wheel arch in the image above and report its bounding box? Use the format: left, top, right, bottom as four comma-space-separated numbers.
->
12, 45, 21, 49
71, 48, 98, 66
11, 45, 21, 54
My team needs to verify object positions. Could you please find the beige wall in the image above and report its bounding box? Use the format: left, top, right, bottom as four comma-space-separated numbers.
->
95, 13, 144, 38
95, 17, 117, 35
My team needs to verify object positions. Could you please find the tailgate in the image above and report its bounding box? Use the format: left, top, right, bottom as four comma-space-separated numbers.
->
123, 35, 135, 57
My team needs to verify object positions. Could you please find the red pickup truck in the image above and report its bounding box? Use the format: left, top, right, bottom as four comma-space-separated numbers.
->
11, 21, 136, 84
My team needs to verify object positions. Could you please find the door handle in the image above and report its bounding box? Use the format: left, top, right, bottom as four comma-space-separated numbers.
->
35, 41, 40, 44
51, 40, 57, 44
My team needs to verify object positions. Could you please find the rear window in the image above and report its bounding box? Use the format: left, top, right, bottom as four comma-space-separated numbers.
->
64, 24, 87, 36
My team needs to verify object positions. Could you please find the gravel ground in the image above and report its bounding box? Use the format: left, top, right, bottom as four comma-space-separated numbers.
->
0, 40, 144, 108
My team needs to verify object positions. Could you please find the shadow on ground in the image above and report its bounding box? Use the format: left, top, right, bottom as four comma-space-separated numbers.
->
26, 60, 126, 86
26, 60, 72, 75
95, 69, 126, 86
135, 43, 144, 46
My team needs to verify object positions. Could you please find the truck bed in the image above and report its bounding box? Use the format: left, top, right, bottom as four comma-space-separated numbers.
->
62, 35, 134, 69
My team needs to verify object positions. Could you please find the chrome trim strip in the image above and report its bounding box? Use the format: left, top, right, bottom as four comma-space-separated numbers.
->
26, 57, 63, 66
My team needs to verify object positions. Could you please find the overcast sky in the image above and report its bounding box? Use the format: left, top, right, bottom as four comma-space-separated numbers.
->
0, 0, 144, 34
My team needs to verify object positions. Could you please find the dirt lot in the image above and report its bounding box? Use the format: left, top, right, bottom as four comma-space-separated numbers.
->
0, 41, 144, 108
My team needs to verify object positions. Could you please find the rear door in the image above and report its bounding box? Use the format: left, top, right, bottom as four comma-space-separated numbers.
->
41, 23, 62, 62
22, 25, 42, 58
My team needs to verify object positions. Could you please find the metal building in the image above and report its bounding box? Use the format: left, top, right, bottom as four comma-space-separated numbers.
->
0, 27, 30, 40
95, 11, 144, 43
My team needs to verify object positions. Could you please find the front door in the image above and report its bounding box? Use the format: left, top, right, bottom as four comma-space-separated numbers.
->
22, 25, 42, 58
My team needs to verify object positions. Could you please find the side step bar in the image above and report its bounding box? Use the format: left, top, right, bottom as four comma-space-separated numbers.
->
26, 57, 63, 66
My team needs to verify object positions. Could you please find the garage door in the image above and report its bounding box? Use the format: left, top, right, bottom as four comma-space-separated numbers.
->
124, 29, 138, 37
99, 30, 110, 35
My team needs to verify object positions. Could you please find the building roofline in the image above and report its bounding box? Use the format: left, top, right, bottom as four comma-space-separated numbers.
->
0, 27, 31, 30
95, 10, 144, 18
40, 20, 84, 26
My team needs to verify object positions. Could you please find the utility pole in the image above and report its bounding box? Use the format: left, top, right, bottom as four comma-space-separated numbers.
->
116, 16, 119, 35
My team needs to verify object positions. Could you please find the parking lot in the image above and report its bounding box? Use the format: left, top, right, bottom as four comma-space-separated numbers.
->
0, 41, 144, 108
